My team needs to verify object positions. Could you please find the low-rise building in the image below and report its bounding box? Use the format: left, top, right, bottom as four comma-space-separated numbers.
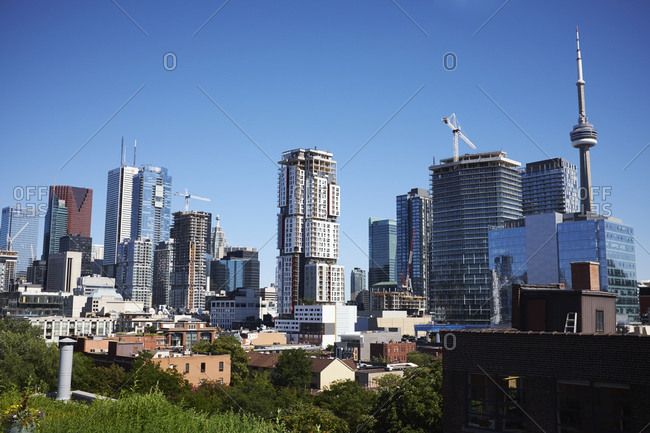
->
334, 330, 402, 362
28, 316, 116, 343
151, 353, 231, 386
369, 340, 416, 363
209, 288, 264, 330
356, 310, 431, 336
276, 304, 356, 348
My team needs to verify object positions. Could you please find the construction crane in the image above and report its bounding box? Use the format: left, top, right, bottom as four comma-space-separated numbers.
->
174, 188, 210, 212
400, 227, 416, 294
5, 221, 29, 251
442, 113, 476, 162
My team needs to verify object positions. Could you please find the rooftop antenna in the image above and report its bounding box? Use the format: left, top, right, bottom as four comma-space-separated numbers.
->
120, 136, 125, 167
133, 140, 137, 167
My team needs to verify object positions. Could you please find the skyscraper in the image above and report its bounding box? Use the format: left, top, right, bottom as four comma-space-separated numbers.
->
0, 206, 40, 276
396, 189, 432, 302
430, 152, 522, 324
116, 237, 153, 309
276, 148, 343, 315
210, 215, 228, 260
131, 165, 172, 245
104, 164, 139, 275
169, 211, 211, 310
368, 218, 396, 288
153, 239, 174, 308
350, 267, 366, 301
522, 158, 579, 215
42, 186, 93, 261
42, 195, 68, 260
59, 234, 93, 276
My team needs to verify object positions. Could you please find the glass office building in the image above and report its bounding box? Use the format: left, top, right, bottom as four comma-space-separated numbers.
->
42, 196, 68, 260
1, 207, 40, 276
430, 152, 522, 324
210, 248, 260, 293
131, 166, 172, 245
489, 213, 639, 323
396, 189, 432, 303
368, 217, 396, 288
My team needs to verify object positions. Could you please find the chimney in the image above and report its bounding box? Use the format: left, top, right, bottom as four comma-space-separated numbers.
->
57, 337, 76, 401
570, 262, 600, 291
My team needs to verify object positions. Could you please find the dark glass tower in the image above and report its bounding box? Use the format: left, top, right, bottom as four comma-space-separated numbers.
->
368, 218, 396, 288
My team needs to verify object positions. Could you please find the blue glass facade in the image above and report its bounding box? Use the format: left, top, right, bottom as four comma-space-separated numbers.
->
558, 218, 638, 321
131, 166, 172, 245
0, 207, 40, 276
396, 189, 432, 302
42, 195, 68, 260
368, 218, 396, 288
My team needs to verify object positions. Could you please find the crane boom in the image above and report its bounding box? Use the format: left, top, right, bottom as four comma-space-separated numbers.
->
174, 188, 211, 212
442, 113, 476, 162
6, 222, 29, 251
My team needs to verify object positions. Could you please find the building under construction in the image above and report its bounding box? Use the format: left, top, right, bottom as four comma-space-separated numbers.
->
169, 211, 211, 311
370, 281, 427, 317
276, 148, 343, 316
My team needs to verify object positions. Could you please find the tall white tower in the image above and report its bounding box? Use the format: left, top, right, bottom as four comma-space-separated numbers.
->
104, 164, 138, 275
570, 27, 598, 214
276, 149, 343, 316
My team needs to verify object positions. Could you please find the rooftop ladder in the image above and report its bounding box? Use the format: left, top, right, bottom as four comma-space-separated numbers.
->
564, 312, 578, 333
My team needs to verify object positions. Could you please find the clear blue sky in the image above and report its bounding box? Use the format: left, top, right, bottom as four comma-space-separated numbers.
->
2, 1, 649, 294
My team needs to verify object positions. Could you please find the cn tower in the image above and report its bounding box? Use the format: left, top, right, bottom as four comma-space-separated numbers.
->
570, 27, 598, 214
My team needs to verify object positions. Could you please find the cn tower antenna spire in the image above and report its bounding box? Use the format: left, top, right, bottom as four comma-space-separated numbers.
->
570, 26, 598, 215
576, 26, 587, 124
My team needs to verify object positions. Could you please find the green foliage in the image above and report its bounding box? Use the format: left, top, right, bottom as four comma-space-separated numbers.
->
372, 363, 443, 433
324, 344, 334, 352
129, 354, 192, 404
0, 318, 59, 392
273, 349, 313, 391
406, 351, 438, 368
314, 380, 378, 432
71, 353, 129, 397
143, 325, 158, 334
375, 373, 402, 391
281, 402, 347, 433
0, 390, 285, 433
192, 335, 249, 385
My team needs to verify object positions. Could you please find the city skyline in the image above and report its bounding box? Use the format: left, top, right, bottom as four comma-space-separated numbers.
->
2, 1, 650, 288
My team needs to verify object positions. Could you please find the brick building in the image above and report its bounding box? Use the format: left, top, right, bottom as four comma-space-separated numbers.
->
152, 353, 231, 386
442, 330, 650, 432
369, 340, 416, 363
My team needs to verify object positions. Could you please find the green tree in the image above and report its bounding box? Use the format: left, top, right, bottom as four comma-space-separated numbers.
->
211, 335, 249, 385
372, 362, 443, 433
0, 318, 59, 392
314, 379, 378, 432
406, 351, 438, 368
71, 353, 129, 396
281, 402, 347, 433
129, 352, 192, 403
273, 349, 312, 391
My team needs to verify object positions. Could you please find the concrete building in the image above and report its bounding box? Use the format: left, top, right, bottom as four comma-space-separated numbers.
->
0, 250, 18, 291
116, 238, 153, 309
210, 215, 228, 260
396, 188, 432, 302
356, 310, 431, 337
0, 206, 40, 276
46, 251, 82, 293
370, 281, 427, 317
27, 259, 47, 286
76, 275, 116, 295
430, 152, 522, 325
275, 303, 357, 348
334, 329, 402, 362
169, 211, 211, 311
368, 217, 396, 288
28, 315, 116, 343
0, 284, 63, 316
209, 288, 265, 330
276, 148, 343, 315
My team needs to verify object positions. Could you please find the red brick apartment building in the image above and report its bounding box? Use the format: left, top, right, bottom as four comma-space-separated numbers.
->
369, 341, 416, 363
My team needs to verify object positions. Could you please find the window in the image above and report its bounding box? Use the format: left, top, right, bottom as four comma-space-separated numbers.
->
185, 363, 190, 373
557, 381, 631, 432
595, 310, 604, 332
467, 374, 526, 432
201, 362, 206, 373
218, 378, 223, 384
